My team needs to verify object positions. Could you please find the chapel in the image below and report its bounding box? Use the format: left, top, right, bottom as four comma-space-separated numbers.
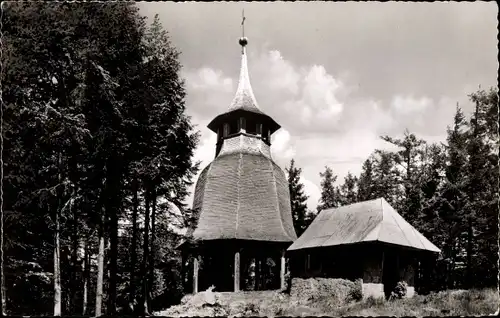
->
179, 33, 297, 293
287, 198, 441, 298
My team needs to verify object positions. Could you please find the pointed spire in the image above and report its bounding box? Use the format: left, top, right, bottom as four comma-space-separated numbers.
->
228, 12, 261, 112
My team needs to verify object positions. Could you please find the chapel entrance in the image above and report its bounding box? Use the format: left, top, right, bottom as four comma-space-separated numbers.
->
382, 250, 399, 299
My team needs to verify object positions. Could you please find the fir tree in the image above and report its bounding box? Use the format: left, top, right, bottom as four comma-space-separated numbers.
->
381, 130, 427, 223
338, 172, 359, 206
358, 158, 377, 202
317, 166, 341, 212
286, 159, 309, 236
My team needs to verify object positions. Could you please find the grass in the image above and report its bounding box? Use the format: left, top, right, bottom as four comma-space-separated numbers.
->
289, 288, 500, 317
155, 287, 499, 317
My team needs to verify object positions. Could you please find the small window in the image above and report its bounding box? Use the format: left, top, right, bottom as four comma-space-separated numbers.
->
230, 121, 238, 135
256, 123, 262, 136
223, 123, 230, 137
238, 117, 246, 132
245, 118, 256, 134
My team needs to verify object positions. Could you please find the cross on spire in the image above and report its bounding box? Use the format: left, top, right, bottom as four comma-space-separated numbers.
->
239, 9, 248, 50
241, 9, 246, 37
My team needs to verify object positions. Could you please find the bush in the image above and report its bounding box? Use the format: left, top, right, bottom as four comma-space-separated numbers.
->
348, 278, 363, 301
389, 281, 408, 300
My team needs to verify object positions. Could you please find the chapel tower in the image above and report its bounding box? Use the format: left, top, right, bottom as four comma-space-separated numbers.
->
180, 16, 297, 293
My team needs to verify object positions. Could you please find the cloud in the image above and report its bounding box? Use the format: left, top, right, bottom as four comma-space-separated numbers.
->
192, 129, 217, 167
183, 47, 453, 213
185, 131, 216, 206
182, 67, 234, 118
271, 129, 296, 162
252, 51, 347, 130
391, 95, 432, 114
262, 50, 301, 95
301, 176, 321, 211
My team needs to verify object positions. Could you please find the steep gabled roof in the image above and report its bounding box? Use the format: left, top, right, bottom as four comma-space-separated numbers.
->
288, 198, 440, 253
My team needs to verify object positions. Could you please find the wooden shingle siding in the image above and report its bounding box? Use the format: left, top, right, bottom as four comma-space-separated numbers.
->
191, 150, 297, 242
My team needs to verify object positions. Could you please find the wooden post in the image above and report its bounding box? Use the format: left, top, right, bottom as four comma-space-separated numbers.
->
280, 250, 286, 290
255, 258, 260, 291
193, 256, 199, 294
234, 251, 240, 292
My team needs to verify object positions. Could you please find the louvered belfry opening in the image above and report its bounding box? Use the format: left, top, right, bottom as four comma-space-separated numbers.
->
179, 36, 297, 293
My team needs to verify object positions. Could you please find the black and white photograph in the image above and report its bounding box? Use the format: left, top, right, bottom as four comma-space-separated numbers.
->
1, 1, 498, 316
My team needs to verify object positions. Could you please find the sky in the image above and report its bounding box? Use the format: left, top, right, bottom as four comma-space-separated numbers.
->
138, 2, 498, 211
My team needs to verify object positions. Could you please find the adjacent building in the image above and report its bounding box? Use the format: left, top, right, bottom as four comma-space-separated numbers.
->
287, 198, 441, 298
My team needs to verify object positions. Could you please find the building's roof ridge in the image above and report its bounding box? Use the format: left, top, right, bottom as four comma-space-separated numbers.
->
287, 197, 441, 253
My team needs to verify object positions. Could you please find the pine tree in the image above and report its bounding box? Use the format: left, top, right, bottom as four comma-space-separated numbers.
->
286, 159, 309, 236
317, 166, 341, 212
464, 88, 498, 288
2, 3, 199, 315
430, 106, 469, 288
371, 150, 401, 207
358, 158, 377, 202
381, 131, 427, 223
338, 172, 358, 206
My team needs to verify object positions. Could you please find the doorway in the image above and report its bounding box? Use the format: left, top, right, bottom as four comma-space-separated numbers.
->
382, 250, 399, 299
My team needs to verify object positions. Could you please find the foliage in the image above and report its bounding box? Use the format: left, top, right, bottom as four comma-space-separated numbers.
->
348, 278, 363, 302
335, 87, 498, 293
389, 281, 408, 300
286, 159, 310, 236
317, 166, 341, 213
2, 3, 198, 316
338, 172, 359, 206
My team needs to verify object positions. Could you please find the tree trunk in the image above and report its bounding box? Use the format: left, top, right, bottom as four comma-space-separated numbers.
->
70, 193, 79, 314
95, 214, 105, 317
450, 236, 456, 289
107, 214, 117, 315
0, 126, 7, 316
0, 264, 5, 316
54, 152, 63, 316
129, 178, 139, 313
106, 159, 119, 315
54, 207, 62, 316
0, 137, 6, 315
148, 188, 157, 305
82, 239, 90, 316
1, 185, 6, 316
466, 216, 473, 288
141, 188, 151, 315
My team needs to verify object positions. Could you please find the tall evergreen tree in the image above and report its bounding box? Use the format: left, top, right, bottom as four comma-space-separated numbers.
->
463, 88, 498, 288
381, 130, 427, 223
2, 3, 199, 316
286, 159, 309, 236
429, 106, 469, 288
371, 150, 401, 207
357, 158, 377, 202
337, 172, 358, 206
317, 166, 341, 212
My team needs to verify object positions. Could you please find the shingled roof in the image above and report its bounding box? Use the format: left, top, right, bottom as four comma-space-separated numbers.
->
189, 147, 297, 242
288, 198, 440, 253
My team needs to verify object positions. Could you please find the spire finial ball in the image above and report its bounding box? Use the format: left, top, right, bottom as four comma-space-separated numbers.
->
239, 37, 248, 47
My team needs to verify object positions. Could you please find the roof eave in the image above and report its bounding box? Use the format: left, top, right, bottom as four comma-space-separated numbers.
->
207, 109, 281, 133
